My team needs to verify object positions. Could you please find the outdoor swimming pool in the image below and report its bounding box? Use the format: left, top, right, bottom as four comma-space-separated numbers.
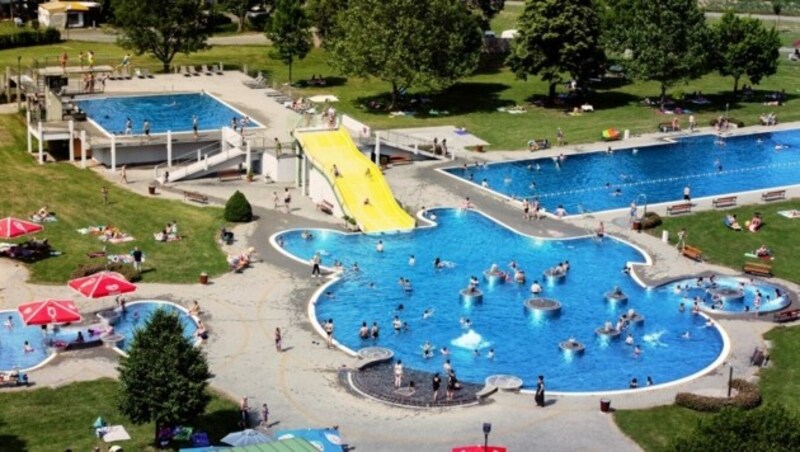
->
667, 277, 789, 315
0, 301, 198, 371
276, 209, 739, 392
444, 130, 800, 215
77, 93, 262, 135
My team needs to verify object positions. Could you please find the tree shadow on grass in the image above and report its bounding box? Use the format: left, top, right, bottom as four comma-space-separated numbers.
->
195, 407, 240, 444
352, 82, 514, 117
524, 90, 641, 111
0, 415, 28, 452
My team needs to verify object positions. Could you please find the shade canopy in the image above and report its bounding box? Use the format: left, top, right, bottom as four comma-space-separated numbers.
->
68, 271, 137, 298
0, 217, 43, 239
274, 429, 344, 452
221, 429, 273, 447
17, 299, 82, 325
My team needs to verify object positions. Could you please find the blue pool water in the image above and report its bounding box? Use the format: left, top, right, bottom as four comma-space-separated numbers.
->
0, 301, 197, 371
444, 130, 800, 214
77, 93, 261, 135
277, 209, 736, 392
667, 277, 789, 315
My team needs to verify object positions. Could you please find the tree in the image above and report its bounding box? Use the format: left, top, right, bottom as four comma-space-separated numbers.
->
225, 0, 251, 33
672, 405, 800, 451
224, 190, 253, 222
117, 309, 211, 445
112, 0, 210, 73
606, 0, 710, 105
773, 0, 784, 29
507, 0, 605, 103
329, 0, 483, 109
713, 12, 780, 97
465, 0, 505, 29
308, 0, 347, 41
266, 0, 312, 85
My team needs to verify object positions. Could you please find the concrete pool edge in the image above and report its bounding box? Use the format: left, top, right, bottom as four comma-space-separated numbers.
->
271, 207, 734, 396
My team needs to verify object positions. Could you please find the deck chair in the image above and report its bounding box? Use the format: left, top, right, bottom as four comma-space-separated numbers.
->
141, 68, 153, 78
182, 66, 191, 77
243, 72, 267, 89
211, 64, 224, 75
135, 68, 145, 79
200, 64, 213, 76
188, 66, 200, 76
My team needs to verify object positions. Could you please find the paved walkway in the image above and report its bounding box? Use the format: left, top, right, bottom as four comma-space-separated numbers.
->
65, 28, 269, 46
4, 122, 800, 450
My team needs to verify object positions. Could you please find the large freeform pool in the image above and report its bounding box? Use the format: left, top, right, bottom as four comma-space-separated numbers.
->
77, 93, 262, 135
444, 130, 800, 214
276, 209, 738, 392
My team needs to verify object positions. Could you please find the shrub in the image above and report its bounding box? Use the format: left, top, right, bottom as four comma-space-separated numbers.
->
224, 190, 253, 222
70, 262, 141, 282
675, 379, 761, 412
639, 211, 662, 230
0, 28, 60, 50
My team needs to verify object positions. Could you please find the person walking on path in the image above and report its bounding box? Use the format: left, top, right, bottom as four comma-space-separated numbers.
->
101, 186, 109, 205
676, 228, 687, 252
311, 253, 321, 277
324, 319, 334, 348
432, 373, 441, 402
272, 191, 280, 210
535, 375, 546, 407
683, 185, 691, 201
260, 403, 270, 427
131, 246, 143, 273
283, 188, 292, 214
120, 165, 128, 184
394, 360, 404, 388
556, 127, 564, 146
274, 327, 282, 352
239, 396, 249, 428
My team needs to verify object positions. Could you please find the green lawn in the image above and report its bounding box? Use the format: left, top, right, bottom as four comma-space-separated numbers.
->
0, 378, 239, 451
489, 4, 524, 33
615, 309, 800, 450
650, 200, 800, 283
0, 114, 229, 283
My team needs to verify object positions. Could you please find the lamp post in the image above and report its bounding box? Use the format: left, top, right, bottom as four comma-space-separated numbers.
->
17, 55, 21, 112
482, 422, 492, 452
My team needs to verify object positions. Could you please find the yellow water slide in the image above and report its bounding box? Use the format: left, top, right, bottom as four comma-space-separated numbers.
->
296, 128, 415, 233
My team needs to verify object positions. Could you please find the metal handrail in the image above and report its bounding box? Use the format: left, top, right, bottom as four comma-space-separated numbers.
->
153, 141, 220, 179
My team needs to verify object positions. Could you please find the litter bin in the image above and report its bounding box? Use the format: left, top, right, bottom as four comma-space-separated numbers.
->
632, 220, 641, 231
475, 145, 484, 153
148, 185, 156, 195
199, 272, 208, 285
600, 398, 611, 413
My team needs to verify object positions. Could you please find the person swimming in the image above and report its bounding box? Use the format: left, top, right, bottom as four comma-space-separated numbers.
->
300, 230, 314, 240
633, 345, 642, 358
625, 333, 634, 345
422, 308, 434, 319
408, 255, 415, 266
440, 346, 450, 356
487, 348, 495, 359
421, 341, 434, 359
371, 322, 379, 339
682, 331, 691, 339
359, 322, 369, 339
434, 257, 444, 269
530, 280, 542, 294
460, 317, 472, 328
392, 316, 403, 331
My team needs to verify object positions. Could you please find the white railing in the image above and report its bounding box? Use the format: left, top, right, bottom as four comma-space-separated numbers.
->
166, 145, 245, 182
153, 141, 220, 180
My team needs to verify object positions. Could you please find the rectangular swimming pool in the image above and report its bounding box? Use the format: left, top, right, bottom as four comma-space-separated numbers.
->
77, 92, 262, 135
443, 130, 800, 214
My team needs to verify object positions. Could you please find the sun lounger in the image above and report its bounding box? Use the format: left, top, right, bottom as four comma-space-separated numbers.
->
141, 68, 153, 78
182, 66, 191, 77
201, 65, 213, 76
188, 66, 200, 76
243, 73, 267, 89
211, 64, 224, 75
135, 68, 145, 79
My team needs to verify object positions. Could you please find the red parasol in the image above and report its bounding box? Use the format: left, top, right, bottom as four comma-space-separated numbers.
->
0, 217, 44, 239
452, 447, 507, 452
17, 299, 82, 326
68, 271, 137, 299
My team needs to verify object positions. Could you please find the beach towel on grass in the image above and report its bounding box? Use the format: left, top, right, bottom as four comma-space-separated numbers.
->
100, 235, 134, 244
778, 210, 800, 219
108, 254, 145, 264
103, 425, 131, 442
744, 253, 774, 261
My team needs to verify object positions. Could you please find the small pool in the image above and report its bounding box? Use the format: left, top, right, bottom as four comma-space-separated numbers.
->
443, 130, 800, 214
666, 277, 789, 315
0, 301, 198, 372
275, 209, 740, 392
77, 93, 262, 135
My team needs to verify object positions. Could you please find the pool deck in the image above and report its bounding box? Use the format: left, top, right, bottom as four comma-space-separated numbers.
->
3, 121, 800, 451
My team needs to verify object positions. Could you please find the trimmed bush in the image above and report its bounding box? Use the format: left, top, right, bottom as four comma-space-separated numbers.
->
70, 262, 141, 283
639, 212, 662, 230
224, 190, 253, 222
0, 28, 60, 50
675, 379, 761, 412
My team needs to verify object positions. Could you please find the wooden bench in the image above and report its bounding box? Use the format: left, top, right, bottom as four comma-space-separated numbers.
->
762, 190, 786, 202
774, 309, 800, 323
681, 245, 703, 261
667, 203, 692, 215
317, 200, 334, 215
743, 261, 772, 277
712, 196, 738, 208
218, 169, 242, 181
183, 191, 208, 204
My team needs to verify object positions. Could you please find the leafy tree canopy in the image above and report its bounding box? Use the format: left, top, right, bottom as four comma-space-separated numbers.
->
329, 0, 483, 108
606, 0, 710, 102
117, 309, 211, 445
508, 0, 605, 102
672, 405, 800, 451
713, 12, 780, 96
112, 0, 210, 72
465, 0, 505, 29
266, 0, 312, 84
307, 0, 348, 41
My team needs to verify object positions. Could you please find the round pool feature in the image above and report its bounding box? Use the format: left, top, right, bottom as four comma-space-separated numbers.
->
99, 301, 198, 352
595, 325, 622, 338
483, 270, 507, 285
460, 288, 483, 303
280, 209, 727, 392
559, 339, 585, 354
605, 287, 628, 303
486, 374, 524, 391
543, 268, 566, 282
96, 309, 121, 327
708, 287, 745, 303
101, 333, 124, 348
525, 298, 562, 316
620, 309, 645, 325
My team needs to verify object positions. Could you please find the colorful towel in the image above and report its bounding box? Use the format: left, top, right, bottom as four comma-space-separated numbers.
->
778, 210, 800, 219
102, 425, 131, 442
744, 253, 774, 261
101, 235, 134, 244
108, 254, 145, 264
77, 226, 104, 235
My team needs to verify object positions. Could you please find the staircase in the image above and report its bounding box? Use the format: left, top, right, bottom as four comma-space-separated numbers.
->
159, 146, 245, 182
156, 127, 248, 183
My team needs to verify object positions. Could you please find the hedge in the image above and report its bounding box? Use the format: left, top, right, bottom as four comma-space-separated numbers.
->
70, 261, 141, 283
0, 28, 61, 51
675, 379, 762, 412
639, 212, 662, 230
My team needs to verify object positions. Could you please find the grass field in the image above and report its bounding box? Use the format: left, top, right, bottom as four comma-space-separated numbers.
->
0, 114, 229, 283
650, 200, 800, 283
615, 325, 800, 450
0, 378, 238, 451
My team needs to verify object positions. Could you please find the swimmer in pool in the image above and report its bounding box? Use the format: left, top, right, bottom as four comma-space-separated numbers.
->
359, 322, 369, 339
376, 240, 384, 253
434, 257, 444, 269
352, 263, 360, 272
682, 331, 691, 339
392, 316, 403, 331
440, 346, 450, 356
409, 255, 415, 266
625, 333, 634, 345
422, 308, 434, 319
396, 304, 404, 312
460, 317, 472, 328
421, 341, 434, 359
633, 345, 642, 358
530, 280, 542, 294
487, 349, 495, 360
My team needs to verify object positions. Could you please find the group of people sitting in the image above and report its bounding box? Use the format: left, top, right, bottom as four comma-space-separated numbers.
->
228, 247, 256, 272
755, 244, 772, 258
30, 206, 57, 223
759, 112, 778, 126
154, 221, 180, 242
724, 213, 762, 233
0, 238, 51, 260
